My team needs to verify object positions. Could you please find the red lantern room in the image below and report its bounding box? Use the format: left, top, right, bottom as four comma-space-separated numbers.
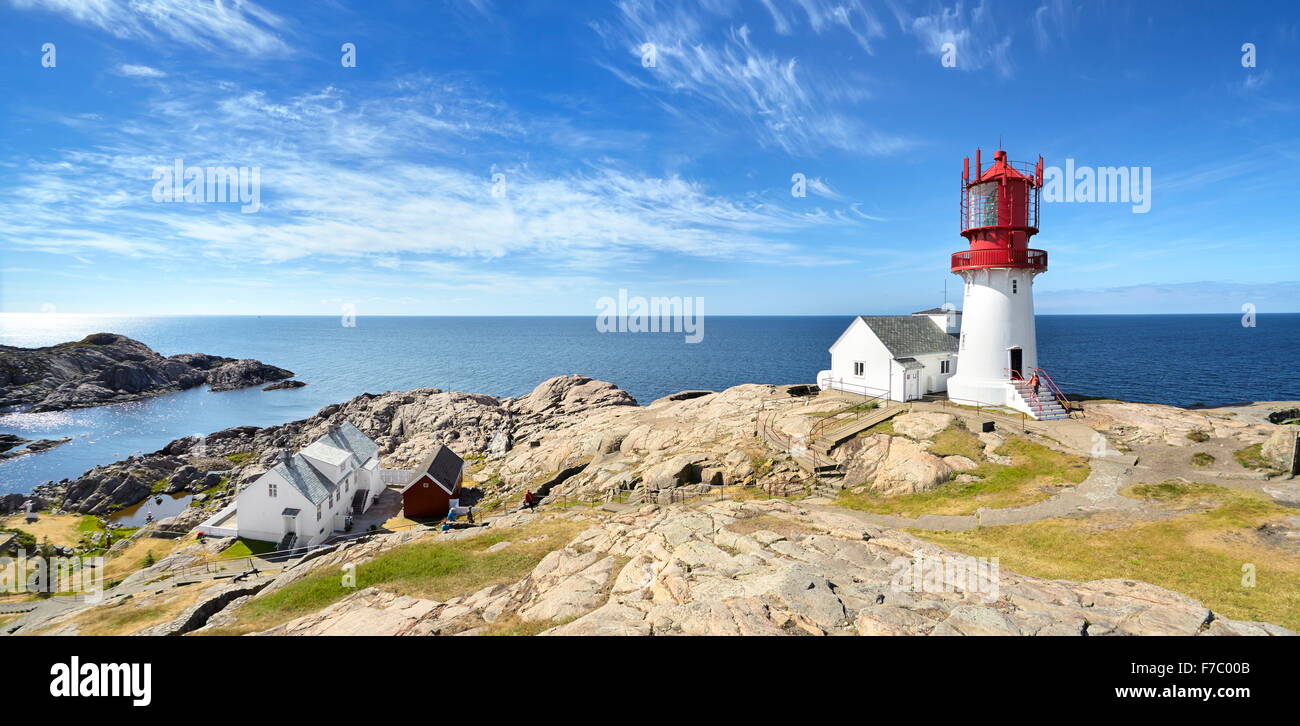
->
952, 149, 1047, 273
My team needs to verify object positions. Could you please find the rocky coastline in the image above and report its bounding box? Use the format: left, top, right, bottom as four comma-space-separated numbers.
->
5, 373, 1298, 638
0, 332, 295, 413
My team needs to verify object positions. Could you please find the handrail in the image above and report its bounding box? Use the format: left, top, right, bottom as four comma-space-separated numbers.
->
1004, 367, 1049, 413
1029, 367, 1073, 413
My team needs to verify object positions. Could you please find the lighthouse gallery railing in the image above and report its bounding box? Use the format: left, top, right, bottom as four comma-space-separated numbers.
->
951, 248, 1047, 272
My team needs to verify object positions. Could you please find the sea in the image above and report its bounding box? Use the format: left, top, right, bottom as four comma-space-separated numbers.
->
1, 313, 1297, 494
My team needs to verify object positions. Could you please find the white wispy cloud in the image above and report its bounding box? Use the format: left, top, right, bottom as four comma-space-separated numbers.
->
893, 1, 1016, 78
114, 63, 167, 78
0, 77, 860, 288
10, 0, 291, 56
592, 0, 913, 158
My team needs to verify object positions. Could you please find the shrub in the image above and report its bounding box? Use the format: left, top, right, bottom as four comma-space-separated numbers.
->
1186, 430, 1210, 443
1191, 452, 1215, 467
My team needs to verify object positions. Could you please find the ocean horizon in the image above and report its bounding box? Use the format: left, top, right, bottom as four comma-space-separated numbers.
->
2, 312, 1298, 494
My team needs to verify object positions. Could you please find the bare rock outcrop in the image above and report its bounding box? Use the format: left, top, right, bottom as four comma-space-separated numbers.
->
0, 333, 294, 412
234, 501, 1294, 637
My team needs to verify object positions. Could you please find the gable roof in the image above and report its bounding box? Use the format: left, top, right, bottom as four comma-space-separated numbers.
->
299, 421, 379, 470
299, 440, 352, 467
911, 307, 962, 316
402, 445, 465, 495
319, 422, 379, 462
272, 453, 338, 506
856, 316, 959, 358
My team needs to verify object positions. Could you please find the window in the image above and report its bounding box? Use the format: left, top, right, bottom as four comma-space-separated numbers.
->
960, 332, 967, 351
940, 359, 950, 374
316, 505, 321, 521
853, 361, 865, 377
268, 482, 277, 498
1012, 279, 1018, 294
967, 181, 999, 228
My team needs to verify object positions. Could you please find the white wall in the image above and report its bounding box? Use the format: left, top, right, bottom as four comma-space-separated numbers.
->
826, 319, 896, 399
236, 468, 311, 544
948, 267, 1041, 412
237, 453, 385, 547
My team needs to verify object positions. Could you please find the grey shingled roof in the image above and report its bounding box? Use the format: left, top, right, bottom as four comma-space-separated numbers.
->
318, 422, 379, 463
408, 444, 465, 495
858, 316, 959, 358
274, 453, 337, 506
911, 307, 962, 316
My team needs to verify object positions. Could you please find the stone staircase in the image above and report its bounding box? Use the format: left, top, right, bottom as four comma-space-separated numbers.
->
1010, 380, 1070, 420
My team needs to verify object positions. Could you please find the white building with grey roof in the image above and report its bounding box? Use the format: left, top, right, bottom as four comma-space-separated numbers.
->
818, 308, 960, 403
197, 422, 395, 549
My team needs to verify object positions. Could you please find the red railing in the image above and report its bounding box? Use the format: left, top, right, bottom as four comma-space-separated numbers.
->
951, 247, 1047, 272
1029, 367, 1072, 413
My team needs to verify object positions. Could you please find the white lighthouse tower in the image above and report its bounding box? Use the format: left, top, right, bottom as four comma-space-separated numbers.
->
946, 149, 1068, 419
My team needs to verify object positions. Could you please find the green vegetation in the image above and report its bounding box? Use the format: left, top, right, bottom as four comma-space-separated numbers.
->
861, 419, 895, 436
220, 538, 278, 559
479, 615, 576, 636
140, 550, 157, 568
806, 400, 879, 417
1186, 430, 1211, 443
199, 517, 583, 636
0, 527, 37, 552
1191, 452, 1216, 467
917, 482, 1300, 630
927, 422, 984, 461
1234, 443, 1280, 473
190, 477, 228, 505
150, 477, 170, 494
225, 452, 257, 465
835, 436, 1090, 517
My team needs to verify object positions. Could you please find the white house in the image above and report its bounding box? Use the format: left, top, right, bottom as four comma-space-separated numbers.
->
197, 422, 395, 549
818, 308, 960, 403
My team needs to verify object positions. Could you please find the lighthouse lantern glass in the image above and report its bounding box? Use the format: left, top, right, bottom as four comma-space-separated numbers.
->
967, 181, 998, 228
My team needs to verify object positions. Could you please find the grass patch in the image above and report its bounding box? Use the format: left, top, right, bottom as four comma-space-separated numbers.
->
915, 483, 1300, 630
1234, 443, 1280, 473
150, 477, 170, 494
29, 582, 210, 636
1186, 430, 1211, 443
927, 423, 983, 461
478, 614, 577, 636
806, 401, 880, 418
99, 536, 188, 583
1191, 452, 1216, 467
225, 452, 257, 465
0, 513, 87, 548
220, 538, 278, 559
199, 517, 584, 636
77, 515, 106, 534
836, 436, 1090, 517
862, 419, 895, 436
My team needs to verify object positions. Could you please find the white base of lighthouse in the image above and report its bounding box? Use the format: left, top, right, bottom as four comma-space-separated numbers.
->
947, 267, 1041, 415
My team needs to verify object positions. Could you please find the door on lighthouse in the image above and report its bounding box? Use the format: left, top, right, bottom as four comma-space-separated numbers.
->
1008, 348, 1024, 379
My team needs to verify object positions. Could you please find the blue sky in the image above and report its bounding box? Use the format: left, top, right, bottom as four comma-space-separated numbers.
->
0, 0, 1297, 316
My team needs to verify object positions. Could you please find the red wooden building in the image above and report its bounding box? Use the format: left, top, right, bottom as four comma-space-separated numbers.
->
401, 445, 465, 519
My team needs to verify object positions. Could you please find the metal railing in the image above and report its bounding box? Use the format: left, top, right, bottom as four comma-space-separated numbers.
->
951, 247, 1047, 272
1029, 367, 1074, 414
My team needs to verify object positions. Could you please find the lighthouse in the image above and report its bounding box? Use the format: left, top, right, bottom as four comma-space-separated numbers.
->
945, 149, 1068, 419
